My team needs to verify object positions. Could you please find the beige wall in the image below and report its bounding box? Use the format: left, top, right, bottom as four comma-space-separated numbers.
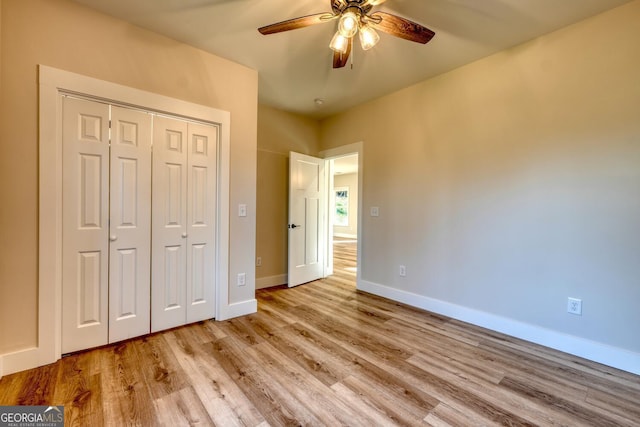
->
0, 0, 257, 354
333, 173, 358, 237
320, 1, 640, 354
256, 105, 320, 284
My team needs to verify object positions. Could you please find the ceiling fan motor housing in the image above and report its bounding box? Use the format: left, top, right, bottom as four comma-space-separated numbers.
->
332, 0, 373, 15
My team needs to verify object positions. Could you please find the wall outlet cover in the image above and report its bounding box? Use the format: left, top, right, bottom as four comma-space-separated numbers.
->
567, 297, 582, 315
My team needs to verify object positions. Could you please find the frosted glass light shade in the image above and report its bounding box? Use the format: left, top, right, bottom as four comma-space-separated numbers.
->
338, 11, 359, 38
330, 32, 349, 53
359, 25, 380, 50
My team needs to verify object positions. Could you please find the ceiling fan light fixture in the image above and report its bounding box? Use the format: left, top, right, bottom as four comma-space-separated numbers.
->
329, 31, 349, 53
338, 10, 359, 38
359, 25, 380, 50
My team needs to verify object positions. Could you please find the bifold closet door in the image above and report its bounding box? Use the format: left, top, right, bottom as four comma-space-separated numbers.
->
62, 98, 152, 354
152, 117, 217, 332
108, 106, 152, 343
62, 97, 110, 354
185, 122, 218, 324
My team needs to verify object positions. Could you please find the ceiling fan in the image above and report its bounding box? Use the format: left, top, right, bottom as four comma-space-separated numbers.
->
258, 0, 435, 69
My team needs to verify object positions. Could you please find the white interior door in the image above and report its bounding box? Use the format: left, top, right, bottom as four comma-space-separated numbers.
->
186, 123, 217, 323
288, 151, 326, 287
108, 106, 152, 342
62, 97, 110, 353
152, 116, 188, 332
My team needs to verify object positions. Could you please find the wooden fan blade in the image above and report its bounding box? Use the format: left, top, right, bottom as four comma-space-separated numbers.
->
332, 37, 352, 69
370, 12, 435, 44
258, 13, 334, 35
363, 0, 387, 6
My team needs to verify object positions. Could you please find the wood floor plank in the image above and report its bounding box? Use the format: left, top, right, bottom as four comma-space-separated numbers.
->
166, 328, 266, 427
134, 333, 190, 400
153, 386, 214, 426
330, 381, 401, 427
499, 376, 632, 427
286, 303, 416, 362
0, 368, 27, 405
14, 361, 59, 405
215, 316, 267, 347
253, 322, 351, 387
406, 353, 556, 426
207, 335, 324, 426
479, 338, 640, 401
340, 374, 431, 425
586, 387, 640, 423
246, 342, 368, 426
52, 352, 103, 426
281, 321, 441, 417
100, 342, 157, 426
424, 402, 501, 427
255, 295, 301, 325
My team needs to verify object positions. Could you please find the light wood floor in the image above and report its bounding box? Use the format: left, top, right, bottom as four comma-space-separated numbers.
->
1, 240, 639, 426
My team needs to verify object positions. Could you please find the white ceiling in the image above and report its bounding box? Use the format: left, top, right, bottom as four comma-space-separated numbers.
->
333, 154, 359, 175
72, 0, 631, 119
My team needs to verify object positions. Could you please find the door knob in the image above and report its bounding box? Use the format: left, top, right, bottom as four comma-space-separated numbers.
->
182, 232, 188, 238
109, 235, 117, 241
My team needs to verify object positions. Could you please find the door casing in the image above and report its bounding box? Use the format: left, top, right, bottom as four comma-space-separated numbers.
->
320, 142, 364, 287
33, 65, 231, 369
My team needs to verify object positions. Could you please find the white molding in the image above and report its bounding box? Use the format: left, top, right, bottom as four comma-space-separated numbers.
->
217, 299, 258, 321
1, 347, 41, 377
256, 274, 288, 289
6, 65, 232, 376
358, 279, 640, 376
216, 102, 231, 328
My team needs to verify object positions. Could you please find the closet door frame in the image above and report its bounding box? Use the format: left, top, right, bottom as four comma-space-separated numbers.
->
32, 65, 231, 370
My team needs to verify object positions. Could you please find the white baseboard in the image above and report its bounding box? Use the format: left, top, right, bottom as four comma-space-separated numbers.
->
358, 279, 640, 376
217, 298, 257, 321
256, 274, 287, 289
0, 346, 46, 377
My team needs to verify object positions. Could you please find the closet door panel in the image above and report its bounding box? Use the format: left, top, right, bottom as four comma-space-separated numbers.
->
62, 97, 110, 354
109, 106, 152, 343
186, 124, 217, 322
152, 116, 188, 332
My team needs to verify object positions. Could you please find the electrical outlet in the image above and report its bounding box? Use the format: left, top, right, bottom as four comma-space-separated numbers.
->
237, 273, 246, 287
399, 265, 406, 277
256, 257, 262, 267
567, 297, 582, 315
370, 207, 379, 217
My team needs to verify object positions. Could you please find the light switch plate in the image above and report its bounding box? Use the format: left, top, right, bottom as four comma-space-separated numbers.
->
238, 204, 247, 217
370, 207, 379, 217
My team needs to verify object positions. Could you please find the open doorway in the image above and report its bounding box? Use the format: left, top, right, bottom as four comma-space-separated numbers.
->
286, 143, 362, 289
326, 151, 360, 285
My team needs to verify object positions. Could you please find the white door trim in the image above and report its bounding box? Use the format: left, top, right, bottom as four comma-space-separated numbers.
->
0, 65, 231, 374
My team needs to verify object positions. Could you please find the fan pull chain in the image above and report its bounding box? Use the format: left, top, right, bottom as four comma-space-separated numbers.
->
350, 46, 354, 69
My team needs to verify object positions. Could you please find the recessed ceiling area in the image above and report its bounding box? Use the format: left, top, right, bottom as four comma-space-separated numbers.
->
71, 0, 632, 119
